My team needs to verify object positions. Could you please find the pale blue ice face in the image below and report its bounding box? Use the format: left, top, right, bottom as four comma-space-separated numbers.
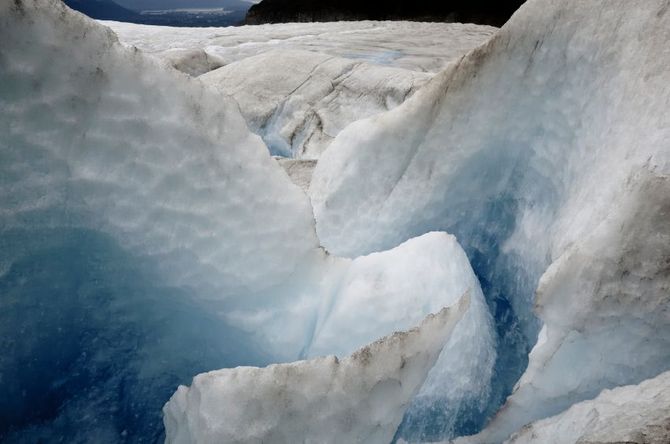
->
0, 228, 270, 443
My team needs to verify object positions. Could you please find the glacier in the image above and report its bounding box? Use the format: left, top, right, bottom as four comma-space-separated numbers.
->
103, 20, 497, 74
310, 0, 670, 441
104, 20, 495, 160
0, 1, 495, 442
3, 0, 670, 442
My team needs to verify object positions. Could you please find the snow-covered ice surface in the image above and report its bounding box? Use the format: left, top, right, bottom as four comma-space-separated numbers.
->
103, 20, 496, 159
311, 0, 670, 441
505, 371, 670, 444
164, 297, 470, 444
102, 20, 498, 73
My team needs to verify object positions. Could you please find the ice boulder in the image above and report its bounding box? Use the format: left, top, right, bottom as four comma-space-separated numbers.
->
163, 295, 470, 444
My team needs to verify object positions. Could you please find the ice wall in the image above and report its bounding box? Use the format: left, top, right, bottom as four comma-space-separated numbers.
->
0, 0, 318, 440
311, 0, 670, 440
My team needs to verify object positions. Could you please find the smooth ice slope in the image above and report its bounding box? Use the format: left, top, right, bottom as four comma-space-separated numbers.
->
311, 0, 670, 440
164, 297, 470, 444
201, 50, 431, 158
505, 371, 670, 444
307, 233, 496, 440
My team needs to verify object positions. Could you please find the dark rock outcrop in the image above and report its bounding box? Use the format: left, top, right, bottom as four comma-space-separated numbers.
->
246, 0, 526, 27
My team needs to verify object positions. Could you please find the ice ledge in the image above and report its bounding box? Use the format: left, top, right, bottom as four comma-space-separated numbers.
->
505, 371, 670, 444
164, 295, 470, 444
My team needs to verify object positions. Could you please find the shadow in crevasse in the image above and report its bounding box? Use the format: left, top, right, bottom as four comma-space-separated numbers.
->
0, 228, 269, 443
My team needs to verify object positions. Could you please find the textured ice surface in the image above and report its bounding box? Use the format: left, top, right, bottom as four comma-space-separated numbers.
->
201, 49, 431, 158
0, 0, 318, 440
164, 297, 470, 444
463, 172, 670, 444
0, 3, 493, 441
6, 0, 669, 442
311, 0, 670, 441
154, 48, 226, 77
505, 371, 670, 444
276, 158, 318, 192
104, 20, 495, 159
103, 20, 498, 73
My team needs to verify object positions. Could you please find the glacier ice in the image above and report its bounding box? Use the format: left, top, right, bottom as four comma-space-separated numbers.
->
461, 172, 670, 444
4, 0, 670, 442
164, 297, 470, 444
154, 48, 226, 77
310, 0, 670, 441
104, 20, 496, 160
275, 158, 318, 192
0, 1, 496, 441
201, 49, 432, 158
103, 20, 497, 74
0, 0, 316, 440
306, 233, 497, 441
505, 371, 670, 444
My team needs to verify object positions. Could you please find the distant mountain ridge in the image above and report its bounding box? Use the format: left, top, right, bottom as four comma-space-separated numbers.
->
245, 0, 526, 26
63, 0, 140, 21
113, 0, 252, 13
61, 0, 252, 26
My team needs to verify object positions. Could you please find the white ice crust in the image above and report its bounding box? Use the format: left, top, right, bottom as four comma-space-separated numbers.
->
505, 371, 670, 444
0, 0, 319, 300
164, 296, 470, 444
